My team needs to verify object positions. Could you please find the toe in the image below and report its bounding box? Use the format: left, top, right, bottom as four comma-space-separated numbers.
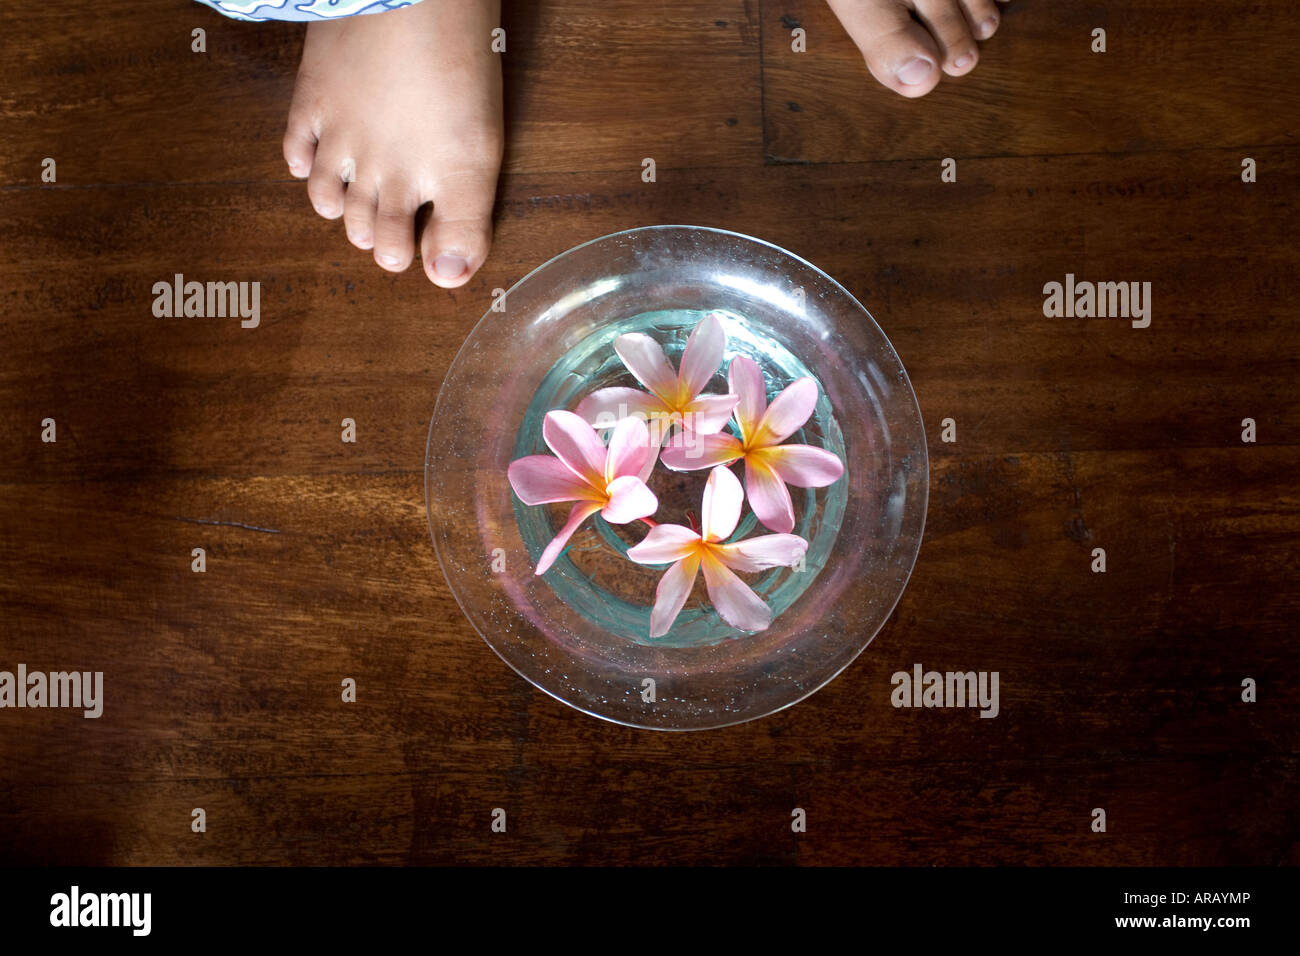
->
827, 0, 943, 98
283, 86, 319, 179
959, 0, 1001, 40
306, 150, 348, 220
283, 116, 317, 180
372, 191, 419, 272
419, 167, 498, 289
914, 0, 980, 75
343, 179, 378, 251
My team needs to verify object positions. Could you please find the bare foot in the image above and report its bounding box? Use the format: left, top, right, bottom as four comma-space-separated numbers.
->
282, 0, 503, 288
827, 0, 1010, 98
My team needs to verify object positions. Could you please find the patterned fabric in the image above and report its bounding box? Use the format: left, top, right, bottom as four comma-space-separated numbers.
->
194, 0, 424, 22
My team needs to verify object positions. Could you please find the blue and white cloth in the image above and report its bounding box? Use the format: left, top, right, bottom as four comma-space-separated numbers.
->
194, 0, 425, 22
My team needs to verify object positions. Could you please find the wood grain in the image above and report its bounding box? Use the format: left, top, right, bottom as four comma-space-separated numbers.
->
0, 0, 761, 186
3, 150, 1295, 482
0, 0, 1296, 866
761, 0, 1300, 163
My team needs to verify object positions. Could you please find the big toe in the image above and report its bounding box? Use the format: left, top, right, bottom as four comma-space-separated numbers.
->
828, 0, 943, 98
419, 168, 498, 289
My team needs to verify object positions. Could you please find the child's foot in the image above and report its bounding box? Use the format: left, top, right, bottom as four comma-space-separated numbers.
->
282, 0, 503, 288
827, 0, 1009, 98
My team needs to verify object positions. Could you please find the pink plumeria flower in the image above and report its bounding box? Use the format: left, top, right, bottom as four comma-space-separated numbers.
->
507, 410, 658, 576
575, 311, 739, 441
659, 355, 844, 534
627, 465, 807, 638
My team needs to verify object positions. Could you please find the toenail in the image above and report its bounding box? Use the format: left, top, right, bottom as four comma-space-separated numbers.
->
378, 254, 400, 267
980, 17, 998, 38
896, 57, 934, 86
433, 254, 468, 279
954, 54, 974, 69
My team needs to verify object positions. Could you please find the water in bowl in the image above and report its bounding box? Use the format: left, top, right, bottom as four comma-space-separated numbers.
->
511, 308, 848, 648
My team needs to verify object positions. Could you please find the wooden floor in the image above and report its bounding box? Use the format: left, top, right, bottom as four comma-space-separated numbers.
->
1, 0, 1296, 865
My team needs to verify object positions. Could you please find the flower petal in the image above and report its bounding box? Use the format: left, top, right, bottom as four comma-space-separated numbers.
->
677, 311, 727, 400
745, 458, 795, 533
659, 429, 743, 472
701, 464, 744, 542
542, 409, 607, 488
648, 553, 701, 638
575, 387, 666, 431
534, 501, 603, 576
683, 393, 740, 435
605, 415, 651, 485
700, 550, 772, 632
615, 333, 679, 404
727, 355, 767, 441
753, 377, 818, 446
601, 475, 658, 524
755, 443, 844, 488
637, 433, 661, 484
626, 523, 701, 565
507, 454, 599, 505
712, 533, 808, 573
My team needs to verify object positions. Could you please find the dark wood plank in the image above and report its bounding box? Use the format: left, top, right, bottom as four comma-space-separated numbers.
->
0, 0, 1295, 867
761, 0, 1300, 163
6, 755, 1293, 865
0, 0, 762, 187
1, 148, 1294, 486
1, 440, 1294, 863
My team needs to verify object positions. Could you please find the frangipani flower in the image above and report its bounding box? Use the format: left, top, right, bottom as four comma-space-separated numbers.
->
627, 465, 807, 637
576, 312, 739, 440
659, 355, 843, 534
508, 410, 658, 576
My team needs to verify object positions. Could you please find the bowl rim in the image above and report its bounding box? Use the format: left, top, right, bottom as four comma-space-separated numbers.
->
425, 223, 929, 730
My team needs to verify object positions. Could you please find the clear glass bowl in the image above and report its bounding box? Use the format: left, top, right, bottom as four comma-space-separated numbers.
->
425, 225, 928, 730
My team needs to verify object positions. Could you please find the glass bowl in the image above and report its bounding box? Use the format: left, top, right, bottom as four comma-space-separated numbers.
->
425, 225, 927, 730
